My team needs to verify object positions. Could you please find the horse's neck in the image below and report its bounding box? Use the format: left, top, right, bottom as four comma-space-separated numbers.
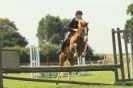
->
73, 31, 78, 37
77, 36, 84, 42
76, 28, 81, 35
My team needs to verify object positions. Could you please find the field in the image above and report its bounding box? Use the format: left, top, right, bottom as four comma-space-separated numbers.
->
3, 71, 133, 88
2, 56, 133, 88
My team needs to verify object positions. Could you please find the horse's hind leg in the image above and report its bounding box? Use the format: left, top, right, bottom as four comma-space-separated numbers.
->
67, 58, 75, 81
56, 53, 67, 82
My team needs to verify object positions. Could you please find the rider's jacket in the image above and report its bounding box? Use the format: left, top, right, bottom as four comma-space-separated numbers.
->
68, 17, 79, 32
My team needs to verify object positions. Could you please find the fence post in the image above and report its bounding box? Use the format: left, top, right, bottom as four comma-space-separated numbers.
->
0, 40, 3, 88
112, 29, 118, 82
124, 30, 131, 79
117, 28, 125, 81
130, 29, 133, 78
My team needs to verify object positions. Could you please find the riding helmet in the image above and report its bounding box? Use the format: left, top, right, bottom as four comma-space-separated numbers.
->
75, 10, 83, 16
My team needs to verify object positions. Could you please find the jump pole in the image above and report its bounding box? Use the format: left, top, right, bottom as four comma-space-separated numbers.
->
30, 46, 40, 78
77, 46, 87, 75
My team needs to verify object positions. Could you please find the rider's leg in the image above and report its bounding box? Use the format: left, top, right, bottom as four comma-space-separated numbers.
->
56, 31, 71, 54
61, 31, 71, 50
57, 28, 77, 54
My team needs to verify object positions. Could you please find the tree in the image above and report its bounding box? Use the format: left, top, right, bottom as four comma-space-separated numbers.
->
40, 44, 60, 62
37, 14, 70, 45
0, 18, 28, 47
0, 18, 17, 30
127, 4, 133, 16
125, 3, 133, 42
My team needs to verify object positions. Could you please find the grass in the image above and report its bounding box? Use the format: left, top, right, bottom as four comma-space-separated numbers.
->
3, 59, 133, 88
3, 80, 132, 88
3, 71, 133, 88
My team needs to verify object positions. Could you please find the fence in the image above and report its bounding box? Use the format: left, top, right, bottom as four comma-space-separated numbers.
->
0, 28, 133, 88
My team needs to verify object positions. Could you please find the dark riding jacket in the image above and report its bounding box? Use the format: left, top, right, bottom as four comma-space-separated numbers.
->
68, 18, 79, 32
69, 17, 89, 35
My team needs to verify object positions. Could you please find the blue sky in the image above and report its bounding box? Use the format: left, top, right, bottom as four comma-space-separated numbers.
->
0, 0, 132, 53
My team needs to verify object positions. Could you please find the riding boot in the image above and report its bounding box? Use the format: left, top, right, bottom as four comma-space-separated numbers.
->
56, 32, 71, 54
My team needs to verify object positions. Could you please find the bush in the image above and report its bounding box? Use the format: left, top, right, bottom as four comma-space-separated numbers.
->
93, 53, 105, 61
40, 44, 60, 62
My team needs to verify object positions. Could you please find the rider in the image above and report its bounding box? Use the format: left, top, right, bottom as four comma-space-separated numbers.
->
57, 10, 83, 54
65, 10, 83, 42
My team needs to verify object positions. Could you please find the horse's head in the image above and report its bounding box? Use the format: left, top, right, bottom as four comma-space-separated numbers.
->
77, 20, 88, 37
79, 20, 88, 27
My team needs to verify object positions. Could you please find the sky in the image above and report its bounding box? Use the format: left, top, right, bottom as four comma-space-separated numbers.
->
0, 0, 132, 53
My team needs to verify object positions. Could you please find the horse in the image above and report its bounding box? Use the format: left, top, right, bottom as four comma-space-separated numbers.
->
56, 19, 88, 81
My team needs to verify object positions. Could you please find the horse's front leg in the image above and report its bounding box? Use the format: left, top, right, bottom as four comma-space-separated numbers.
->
70, 43, 77, 51
67, 58, 75, 81
69, 43, 78, 57
72, 43, 79, 57
56, 53, 66, 85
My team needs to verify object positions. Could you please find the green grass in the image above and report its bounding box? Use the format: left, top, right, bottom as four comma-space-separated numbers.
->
3, 71, 133, 88
3, 80, 132, 88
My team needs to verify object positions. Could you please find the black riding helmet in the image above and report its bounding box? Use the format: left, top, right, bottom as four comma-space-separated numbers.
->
75, 10, 83, 16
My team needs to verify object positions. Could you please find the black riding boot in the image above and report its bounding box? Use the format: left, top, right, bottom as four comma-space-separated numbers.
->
56, 32, 71, 54
56, 40, 67, 54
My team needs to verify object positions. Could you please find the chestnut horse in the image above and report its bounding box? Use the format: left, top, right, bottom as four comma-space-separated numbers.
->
57, 19, 88, 81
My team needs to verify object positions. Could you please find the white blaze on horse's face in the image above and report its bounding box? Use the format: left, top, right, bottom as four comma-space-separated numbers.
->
84, 26, 88, 34
84, 35, 88, 43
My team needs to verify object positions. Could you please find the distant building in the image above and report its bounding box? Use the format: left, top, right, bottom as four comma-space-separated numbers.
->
1, 49, 20, 67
